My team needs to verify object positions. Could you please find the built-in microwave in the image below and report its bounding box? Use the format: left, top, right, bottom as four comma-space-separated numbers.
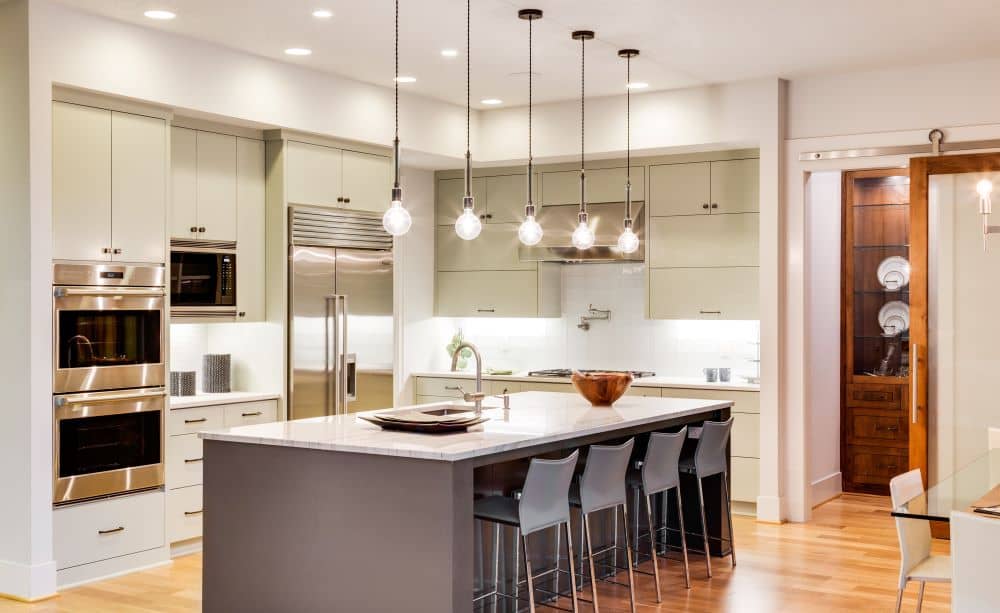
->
170, 240, 237, 319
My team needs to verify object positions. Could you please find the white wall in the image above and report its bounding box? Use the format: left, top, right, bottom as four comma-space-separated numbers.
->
804, 172, 842, 506
169, 323, 284, 394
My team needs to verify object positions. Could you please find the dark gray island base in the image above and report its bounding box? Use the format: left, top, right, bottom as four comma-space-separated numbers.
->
201, 392, 733, 613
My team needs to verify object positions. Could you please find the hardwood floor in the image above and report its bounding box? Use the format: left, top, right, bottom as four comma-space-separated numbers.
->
0, 494, 949, 612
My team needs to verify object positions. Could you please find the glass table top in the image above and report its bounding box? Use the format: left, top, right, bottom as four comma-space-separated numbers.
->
892, 448, 1000, 522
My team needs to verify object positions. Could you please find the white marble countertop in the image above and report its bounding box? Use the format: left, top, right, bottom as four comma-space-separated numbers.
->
200, 391, 731, 462
410, 371, 760, 392
170, 391, 281, 410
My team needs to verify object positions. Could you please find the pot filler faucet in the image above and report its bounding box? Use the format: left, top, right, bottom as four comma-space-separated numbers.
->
450, 342, 486, 413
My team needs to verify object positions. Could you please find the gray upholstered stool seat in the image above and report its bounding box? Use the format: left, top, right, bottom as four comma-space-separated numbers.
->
473, 495, 521, 527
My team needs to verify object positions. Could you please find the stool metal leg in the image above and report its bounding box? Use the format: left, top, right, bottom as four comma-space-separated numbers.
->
721, 471, 736, 567
492, 523, 501, 613
659, 490, 668, 556
553, 524, 561, 597
620, 503, 638, 613
523, 533, 537, 613
674, 486, 691, 589
583, 515, 600, 613
696, 476, 712, 578
563, 522, 580, 613
576, 510, 585, 590
644, 494, 662, 603
631, 487, 641, 568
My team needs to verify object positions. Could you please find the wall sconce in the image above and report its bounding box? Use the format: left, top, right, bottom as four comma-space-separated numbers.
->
977, 179, 1000, 251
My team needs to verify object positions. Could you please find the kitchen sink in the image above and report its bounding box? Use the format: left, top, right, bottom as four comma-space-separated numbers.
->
421, 405, 476, 417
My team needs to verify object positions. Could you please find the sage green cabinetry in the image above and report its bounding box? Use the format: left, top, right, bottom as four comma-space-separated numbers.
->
540, 166, 644, 205
647, 156, 759, 320
285, 140, 390, 213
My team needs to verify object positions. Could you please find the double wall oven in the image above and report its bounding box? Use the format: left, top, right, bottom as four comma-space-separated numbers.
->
52, 262, 167, 504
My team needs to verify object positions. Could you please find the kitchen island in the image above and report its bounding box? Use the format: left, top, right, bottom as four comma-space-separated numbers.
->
199, 392, 733, 613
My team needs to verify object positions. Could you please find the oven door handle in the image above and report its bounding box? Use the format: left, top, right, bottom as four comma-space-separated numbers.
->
54, 387, 167, 407
54, 287, 166, 298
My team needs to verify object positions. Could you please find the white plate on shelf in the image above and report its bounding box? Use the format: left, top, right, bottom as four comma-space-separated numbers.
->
878, 301, 910, 337
877, 256, 911, 291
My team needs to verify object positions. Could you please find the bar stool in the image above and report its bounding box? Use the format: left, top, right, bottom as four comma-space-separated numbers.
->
571, 438, 638, 613
474, 450, 581, 613
626, 427, 691, 602
679, 417, 735, 578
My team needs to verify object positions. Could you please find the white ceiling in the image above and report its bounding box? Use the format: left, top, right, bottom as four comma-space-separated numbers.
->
58, 0, 1000, 109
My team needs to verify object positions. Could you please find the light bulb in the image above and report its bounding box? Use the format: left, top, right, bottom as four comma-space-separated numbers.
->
382, 200, 411, 236
571, 221, 595, 250
455, 208, 482, 240
978, 179, 994, 198
518, 215, 543, 246
617, 228, 639, 254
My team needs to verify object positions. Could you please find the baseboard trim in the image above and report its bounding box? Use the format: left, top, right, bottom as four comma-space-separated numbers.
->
57, 547, 170, 590
0, 559, 57, 603
755, 494, 783, 523
810, 472, 843, 508
170, 538, 203, 558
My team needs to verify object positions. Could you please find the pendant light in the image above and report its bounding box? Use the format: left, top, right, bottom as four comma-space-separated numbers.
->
454, 0, 482, 241
617, 48, 640, 254
382, 0, 412, 236
571, 30, 596, 250
517, 9, 544, 246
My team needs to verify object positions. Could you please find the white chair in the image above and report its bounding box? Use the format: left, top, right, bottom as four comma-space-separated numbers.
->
889, 469, 951, 613
951, 510, 1000, 612
988, 427, 1000, 450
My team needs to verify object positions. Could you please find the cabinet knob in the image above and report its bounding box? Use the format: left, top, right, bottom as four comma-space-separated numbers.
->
702, 203, 710, 210
343, 197, 350, 204
485, 214, 493, 220
337, 197, 344, 203
190, 226, 198, 233
198, 227, 206, 233
237, 312, 246, 318
102, 247, 112, 254
711, 203, 719, 209
112, 248, 122, 255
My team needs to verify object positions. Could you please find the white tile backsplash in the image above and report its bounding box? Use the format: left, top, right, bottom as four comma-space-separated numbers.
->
432, 263, 760, 379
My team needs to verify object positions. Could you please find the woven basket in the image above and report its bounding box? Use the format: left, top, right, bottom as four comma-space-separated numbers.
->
202, 354, 231, 393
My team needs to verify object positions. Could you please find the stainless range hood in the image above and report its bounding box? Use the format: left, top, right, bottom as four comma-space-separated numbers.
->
518, 201, 645, 263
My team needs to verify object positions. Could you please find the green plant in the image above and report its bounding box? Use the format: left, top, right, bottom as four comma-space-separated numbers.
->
446, 329, 473, 370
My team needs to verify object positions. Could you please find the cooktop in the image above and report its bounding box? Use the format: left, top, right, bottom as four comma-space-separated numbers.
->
527, 369, 656, 379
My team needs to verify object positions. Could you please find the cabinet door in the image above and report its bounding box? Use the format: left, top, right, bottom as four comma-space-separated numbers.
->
649, 267, 759, 320
649, 213, 759, 268
539, 168, 640, 206
196, 131, 237, 241
341, 150, 391, 213
52, 102, 112, 261
540, 170, 579, 206
436, 270, 539, 317
111, 111, 166, 263
730, 457, 759, 503
285, 140, 342, 207
710, 158, 759, 213
436, 177, 486, 225
649, 162, 710, 216
485, 174, 527, 223
170, 127, 198, 239
236, 138, 266, 321
436, 224, 534, 272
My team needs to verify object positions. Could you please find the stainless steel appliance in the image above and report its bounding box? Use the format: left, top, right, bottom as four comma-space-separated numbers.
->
288, 207, 394, 419
518, 201, 646, 263
53, 387, 166, 504
527, 369, 656, 378
53, 262, 166, 394
169, 240, 237, 319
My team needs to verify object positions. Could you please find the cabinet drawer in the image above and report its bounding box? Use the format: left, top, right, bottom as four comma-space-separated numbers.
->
416, 378, 468, 398
167, 434, 204, 489
847, 447, 906, 485
488, 380, 521, 395
54, 491, 164, 570
649, 267, 759, 320
732, 412, 760, 458
167, 405, 224, 436
521, 382, 573, 393
167, 486, 204, 543
659, 388, 760, 414
222, 400, 277, 427
730, 457, 759, 503
845, 383, 902, 409
625, 387, 661, 397
850, 414, 907, 446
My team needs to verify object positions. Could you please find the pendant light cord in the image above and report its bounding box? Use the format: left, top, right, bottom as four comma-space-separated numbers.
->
625, 53, 631, 222
392, 0, 400, 188
527, 14, 533, 208
579, 34, 586, 215
464, 0, 472, 201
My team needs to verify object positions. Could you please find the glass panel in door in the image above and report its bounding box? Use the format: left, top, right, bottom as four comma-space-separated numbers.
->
927, 171, 1000, 483
57, 310, 161, 369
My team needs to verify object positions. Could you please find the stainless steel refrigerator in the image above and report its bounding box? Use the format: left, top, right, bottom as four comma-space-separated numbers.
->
288, 206, 394, 420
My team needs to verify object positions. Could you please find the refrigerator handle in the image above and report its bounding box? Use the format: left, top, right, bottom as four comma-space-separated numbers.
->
325, 295, 342, 417
339, 296, 349, 414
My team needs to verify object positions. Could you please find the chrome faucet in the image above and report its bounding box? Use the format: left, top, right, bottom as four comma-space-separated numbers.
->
450, 342, 486, 413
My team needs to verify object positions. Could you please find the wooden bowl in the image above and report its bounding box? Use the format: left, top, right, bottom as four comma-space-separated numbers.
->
571, 371, 634, 406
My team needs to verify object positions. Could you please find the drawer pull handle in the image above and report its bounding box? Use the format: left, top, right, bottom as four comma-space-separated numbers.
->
886, 425, 899, 432
241, 411, 263, 417
699, 310, 722, 315
477, 308, 496, 313
184, 418, 208, 424
444, 386, 461, 391
184, 509, 204, 516
98, 526, 125, 535
184, 457, 204, 464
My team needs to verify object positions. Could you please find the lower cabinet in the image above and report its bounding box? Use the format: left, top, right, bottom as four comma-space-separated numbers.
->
54, 490, 165, 571
166, 397, 278, 544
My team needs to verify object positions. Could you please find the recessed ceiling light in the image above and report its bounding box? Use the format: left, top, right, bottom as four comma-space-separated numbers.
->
143, 9, 176, 20
441, 48, 458, 58
312, 9, 333, 18
626, 81, 649, 90
481, 98, 503, 105
394, 76, 417, 83
285, 48, 312, 56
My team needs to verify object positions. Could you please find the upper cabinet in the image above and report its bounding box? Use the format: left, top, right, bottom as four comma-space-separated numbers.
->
171, 128, 238, 241
649, 158, 758, 216
236, 138, 266, 322
436, 177, 487, 226
285, 140, 390, 212
53, 101, 166, 263
540, 166, 644, 206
